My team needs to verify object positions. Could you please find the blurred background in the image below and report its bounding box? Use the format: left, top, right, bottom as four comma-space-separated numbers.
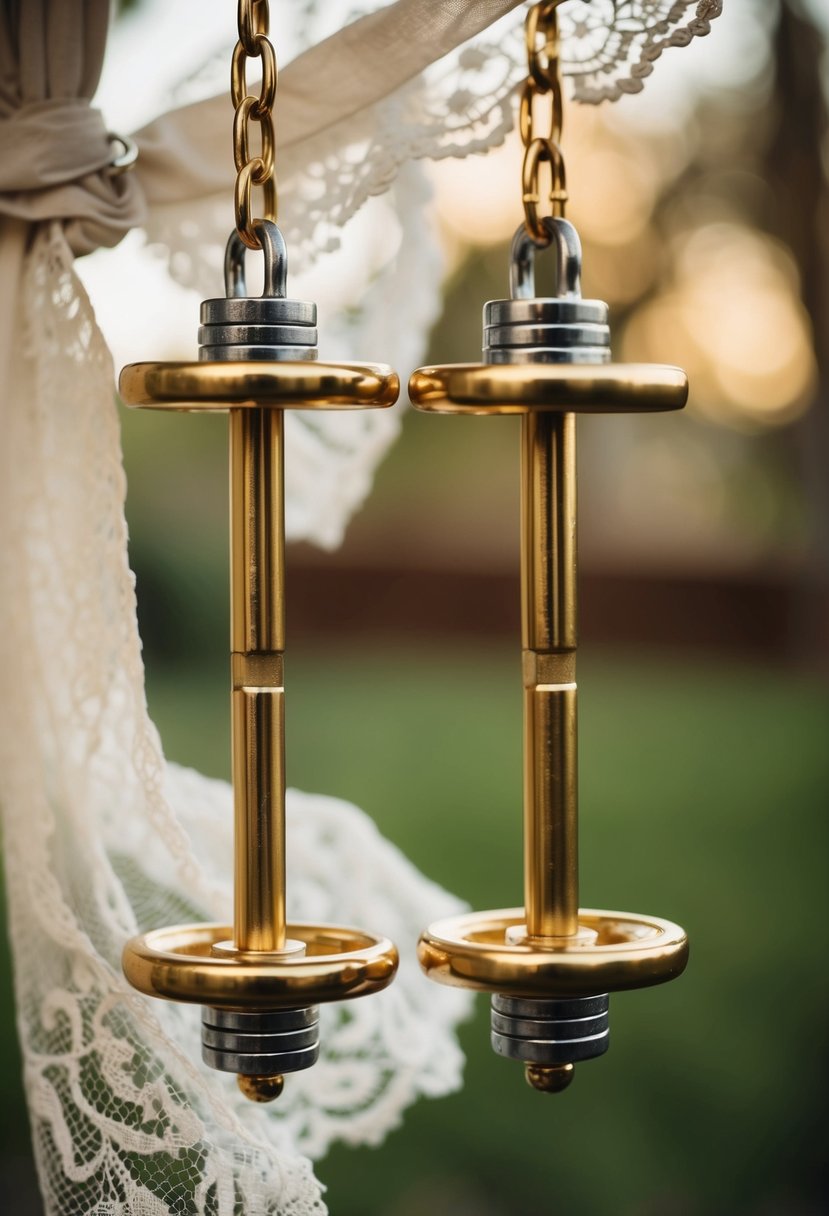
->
2, 0, 829, 1213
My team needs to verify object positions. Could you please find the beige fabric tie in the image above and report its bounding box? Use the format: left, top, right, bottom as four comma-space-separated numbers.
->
0, 99, 146, 253
0, 0, 146, 253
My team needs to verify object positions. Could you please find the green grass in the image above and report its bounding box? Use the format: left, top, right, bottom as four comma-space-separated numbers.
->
2, 645, 827, 1213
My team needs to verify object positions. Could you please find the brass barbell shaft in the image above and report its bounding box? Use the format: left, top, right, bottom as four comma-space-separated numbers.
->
521, 411, 579, 939
230, 407, 287, 953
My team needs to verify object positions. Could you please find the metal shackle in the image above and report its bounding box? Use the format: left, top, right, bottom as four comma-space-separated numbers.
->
199, 220, 319, 362
484, 218, 610, 366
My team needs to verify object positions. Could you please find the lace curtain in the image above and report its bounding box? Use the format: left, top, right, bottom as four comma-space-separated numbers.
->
0, 3, 721, 1213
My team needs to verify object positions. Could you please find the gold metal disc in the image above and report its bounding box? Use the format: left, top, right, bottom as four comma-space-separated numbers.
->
123, 922, 398, 1007
408, 363, 688, 415
417, 907, 688, 997
119, 361, 400, 411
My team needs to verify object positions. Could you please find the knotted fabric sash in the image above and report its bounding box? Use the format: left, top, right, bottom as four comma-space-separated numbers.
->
0, 99, 112, 189
0, 98, 146, 253
0, 0, 141, 253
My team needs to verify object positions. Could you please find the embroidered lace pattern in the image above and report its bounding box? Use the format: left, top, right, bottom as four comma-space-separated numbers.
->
147, 2, 724, 289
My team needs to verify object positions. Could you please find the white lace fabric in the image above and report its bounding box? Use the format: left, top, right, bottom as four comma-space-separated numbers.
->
0, 2, 722, 1213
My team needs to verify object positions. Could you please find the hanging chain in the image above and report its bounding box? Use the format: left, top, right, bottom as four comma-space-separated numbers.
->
520, 0, 567, 244
232, 0, 277, 249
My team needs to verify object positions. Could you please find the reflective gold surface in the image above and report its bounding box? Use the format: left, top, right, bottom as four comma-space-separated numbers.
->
119, 361, 400, 411
231, 0, 278, 246
233, 686, 286, 951
417, 908, 688, 997
230, 405, 287, 954
521, 412, 576, 654
524, 683, 578, 938
122, 922, 399, 1007
522, 411, 578, 938
520, 2, 567, 240
408, 362, 688, 414
230, 407, 284, 655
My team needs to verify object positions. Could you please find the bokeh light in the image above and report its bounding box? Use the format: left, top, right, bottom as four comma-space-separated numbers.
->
623, 223, 817, 430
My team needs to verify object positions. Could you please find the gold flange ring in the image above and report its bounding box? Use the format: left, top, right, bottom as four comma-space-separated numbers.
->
418, 907, 688, 997
408, 363, 688, 415
119, 361, 400, 411
123, 922, 398, 1007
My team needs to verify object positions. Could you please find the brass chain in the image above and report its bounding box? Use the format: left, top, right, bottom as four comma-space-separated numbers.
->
520, 1, 567, 244
232, 0, 277, 249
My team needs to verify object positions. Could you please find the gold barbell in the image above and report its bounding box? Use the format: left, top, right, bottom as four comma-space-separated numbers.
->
409, 216, 689, 1092
120, 223, 400, 1102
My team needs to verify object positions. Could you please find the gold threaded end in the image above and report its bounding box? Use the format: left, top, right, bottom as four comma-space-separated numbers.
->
525, 1063, 574, 1093
237, 1073, 285, 1102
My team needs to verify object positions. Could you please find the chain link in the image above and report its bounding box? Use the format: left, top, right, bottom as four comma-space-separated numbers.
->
520, 1, 567, 245
232, 0, 277, 249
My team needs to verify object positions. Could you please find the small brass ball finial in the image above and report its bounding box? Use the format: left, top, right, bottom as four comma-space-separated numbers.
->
238, 1073, 285, 1102
525, 1063, 574, 1093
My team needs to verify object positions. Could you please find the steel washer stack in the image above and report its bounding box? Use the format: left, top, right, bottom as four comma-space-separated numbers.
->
201, 1006, 320, 1078
199, 295, 318, 363
491, 993, 610, 1070
482, 295, 611, 365
199, 222, 319, 364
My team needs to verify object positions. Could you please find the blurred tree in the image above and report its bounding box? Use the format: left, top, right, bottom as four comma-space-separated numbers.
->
766, 2, 829, 667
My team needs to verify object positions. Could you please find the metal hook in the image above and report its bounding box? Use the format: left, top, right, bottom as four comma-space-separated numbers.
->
509, 217, 582, 301
105, 132, 138, 177
224, 219, 288, 299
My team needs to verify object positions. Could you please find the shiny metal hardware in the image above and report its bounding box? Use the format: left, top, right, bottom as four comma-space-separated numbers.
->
491, 993, 610, 1074
223, 219, 289, 301
409, 214, 690, 1093
105, 132, 138, 176
520, 2, 568, 243
508, 216, 582, 300
199, 223, 319, 361
486, 219, 610, 364
231, 0, 278, 247
119, 219, 400, 1101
